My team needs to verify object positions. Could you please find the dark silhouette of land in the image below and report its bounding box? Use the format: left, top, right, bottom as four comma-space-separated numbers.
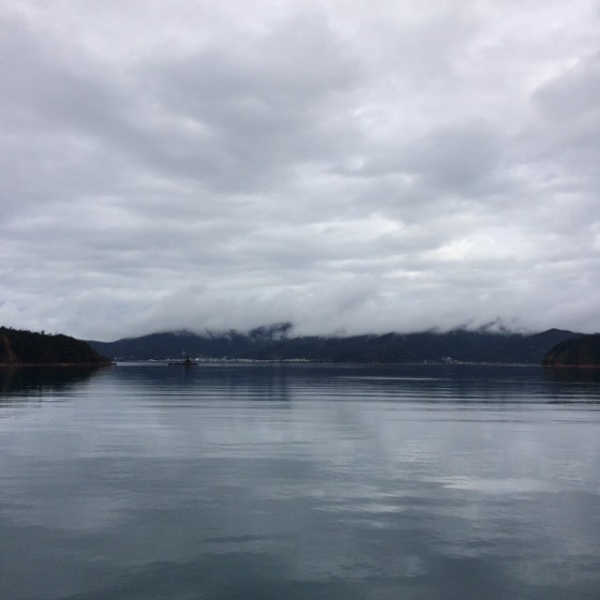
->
543, 334, 600, 367
88, 323, 579, 364
0, 326, 111, 366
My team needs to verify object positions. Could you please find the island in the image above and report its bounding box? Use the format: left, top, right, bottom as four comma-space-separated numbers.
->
543, 334, 600, 367
0, 326, 111, 366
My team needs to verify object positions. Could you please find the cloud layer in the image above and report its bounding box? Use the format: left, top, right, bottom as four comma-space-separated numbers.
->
2, 0, 600, 340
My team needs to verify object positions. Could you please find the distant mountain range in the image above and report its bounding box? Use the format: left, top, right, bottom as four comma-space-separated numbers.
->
87, 323, 581, 364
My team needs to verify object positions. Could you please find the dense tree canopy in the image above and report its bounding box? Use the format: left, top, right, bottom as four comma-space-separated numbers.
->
543, 334, 600, 367
0, 327, 110, 365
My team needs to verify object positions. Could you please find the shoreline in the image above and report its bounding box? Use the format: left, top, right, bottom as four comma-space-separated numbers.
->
0, 362, 113, 368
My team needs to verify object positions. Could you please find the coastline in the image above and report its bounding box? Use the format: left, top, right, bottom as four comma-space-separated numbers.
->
0, 362, 113, 367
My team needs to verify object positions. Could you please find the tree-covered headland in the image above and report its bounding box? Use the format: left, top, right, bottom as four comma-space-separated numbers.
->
0, 326, 111, 365
543, 334, 600, 367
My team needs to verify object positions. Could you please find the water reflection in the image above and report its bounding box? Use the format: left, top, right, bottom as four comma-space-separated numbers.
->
544, 365, 600, 384
1, 363, 600, 599
0, 366, 106, 399
109, 363, 293, 403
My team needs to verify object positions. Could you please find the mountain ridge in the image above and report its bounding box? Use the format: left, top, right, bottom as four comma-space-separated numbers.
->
87, 325, 580, 364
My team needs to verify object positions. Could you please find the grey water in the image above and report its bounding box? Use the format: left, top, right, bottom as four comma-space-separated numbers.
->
1, 363, 600, 600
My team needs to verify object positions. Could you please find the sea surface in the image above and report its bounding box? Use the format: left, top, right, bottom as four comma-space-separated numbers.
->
1, 362, 599, 600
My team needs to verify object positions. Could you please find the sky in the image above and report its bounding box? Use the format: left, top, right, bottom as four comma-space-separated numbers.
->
2, 0, 600, 341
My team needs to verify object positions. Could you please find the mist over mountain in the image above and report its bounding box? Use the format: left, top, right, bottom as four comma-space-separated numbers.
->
87, 324, 579, 364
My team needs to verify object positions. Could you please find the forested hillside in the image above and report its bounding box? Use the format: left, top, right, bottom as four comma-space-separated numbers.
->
88, 325, 578, 364
543, 334, 600, 367
0, 327, 111, 365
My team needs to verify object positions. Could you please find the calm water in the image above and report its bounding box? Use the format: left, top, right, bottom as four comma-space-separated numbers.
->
1, 363, 600, 600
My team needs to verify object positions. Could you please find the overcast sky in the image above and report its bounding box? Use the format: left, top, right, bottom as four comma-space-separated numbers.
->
2, 0, 600, 341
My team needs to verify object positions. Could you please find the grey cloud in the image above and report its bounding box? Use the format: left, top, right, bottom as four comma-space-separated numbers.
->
533, 54, 600, 122
355, 121, 507, 201
138, 13, 362, 192
400, 124, 504, 192
2, 1, 600, 340
0, 18, 125, 137
530, 54, 600, 189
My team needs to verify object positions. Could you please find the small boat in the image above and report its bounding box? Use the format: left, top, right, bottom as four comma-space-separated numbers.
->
168, 357, 197, 366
